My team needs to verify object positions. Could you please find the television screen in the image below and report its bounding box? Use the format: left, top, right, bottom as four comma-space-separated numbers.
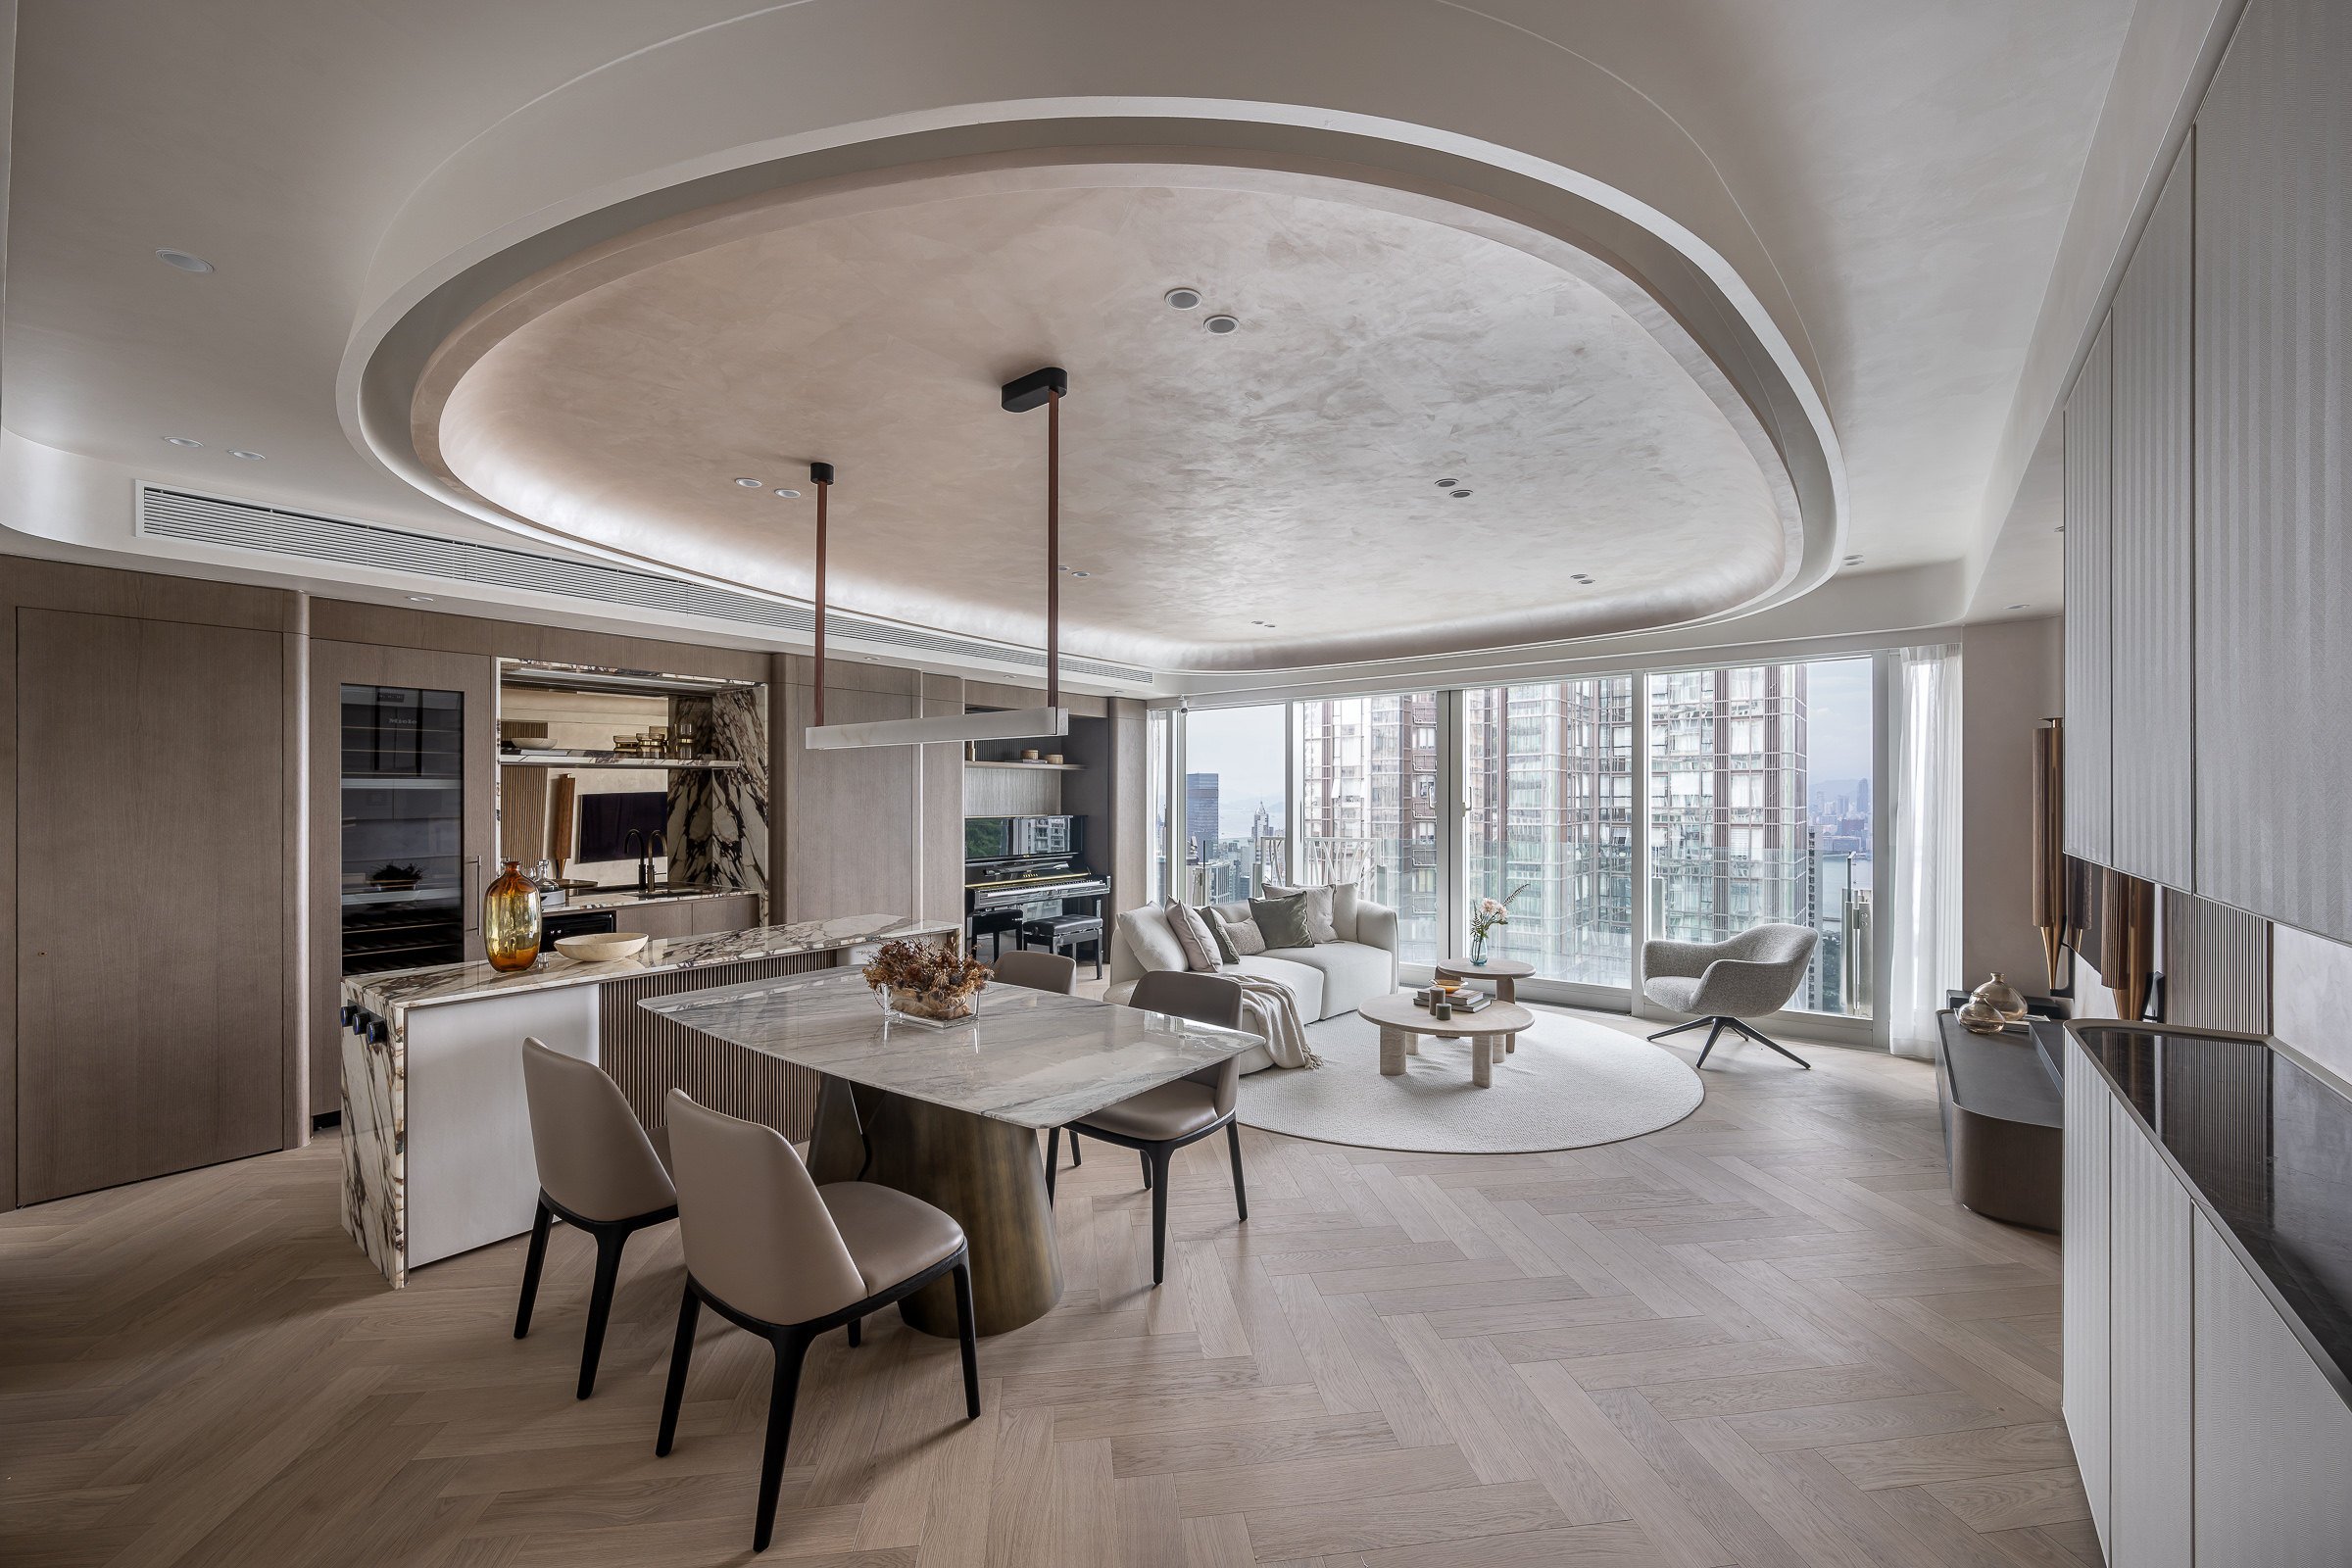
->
578, 790, 669, 863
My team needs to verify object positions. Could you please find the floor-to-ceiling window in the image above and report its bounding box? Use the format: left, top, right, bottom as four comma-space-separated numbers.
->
1147, 707, 1173, 906
1644, 657, 1873, 1016
1293, 692, 1440, 964
1460, 677, 1636, 988
1181, 704, 1288, 902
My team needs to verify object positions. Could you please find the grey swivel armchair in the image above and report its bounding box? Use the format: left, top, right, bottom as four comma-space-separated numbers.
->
1642, 923, 1820, 1069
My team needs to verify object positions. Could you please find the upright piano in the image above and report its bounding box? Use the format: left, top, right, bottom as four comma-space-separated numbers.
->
964, 814, 1107, 953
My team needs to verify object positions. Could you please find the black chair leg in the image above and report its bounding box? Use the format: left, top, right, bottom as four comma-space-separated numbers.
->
952, 1259, 981, 1419
1044, 1126, 1060, 1203
1070, 1131, 1081, 1167
753, 1330, 812, 1553
576, 1225, 628, 1399
1225, 1121, 1249, 1223
1140, 1150, 1153, 1191
514, 1199, 553, 1339
655, 1288, 700, 1457
1646, 1017, 1711, 1044
1149, 1145, 1173, 1286
1692, 1018, 1729, 1069
1732, 1019, 1812, 1069
847, 1316, 861, 1348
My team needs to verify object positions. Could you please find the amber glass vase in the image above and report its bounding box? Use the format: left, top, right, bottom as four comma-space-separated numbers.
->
483, 859, 543, 972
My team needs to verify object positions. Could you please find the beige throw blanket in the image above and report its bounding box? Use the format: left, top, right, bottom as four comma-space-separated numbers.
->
1231, 972, 1321, 1069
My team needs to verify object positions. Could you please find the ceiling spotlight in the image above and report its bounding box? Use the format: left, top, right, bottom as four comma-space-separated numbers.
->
1070, 570, 1091, 578
155, 248, 214, 273
1203, 314, 1241, 335
1450, 489, 1472, 499
163, 436, 203, 448
228, 450, 266, 461
2007, 603, 2031, 611
406, 595, 436, 604
1842, 554, 1863, 564
1165, 286, 1202, 310
1435, 477, 1457, 488
772, 488, 801, 499
733, 477, 763, 488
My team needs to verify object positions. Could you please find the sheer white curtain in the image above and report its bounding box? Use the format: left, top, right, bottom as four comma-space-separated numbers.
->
1886, 645, 1963, 1058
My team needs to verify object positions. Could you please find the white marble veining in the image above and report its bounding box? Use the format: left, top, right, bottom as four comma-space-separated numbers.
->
336, 913, 951, 1287
643, 969, 1264, 1129
564, 886, 754, 912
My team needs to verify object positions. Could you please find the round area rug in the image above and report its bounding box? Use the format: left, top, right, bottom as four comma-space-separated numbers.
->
1239, 1007, 1703, 1153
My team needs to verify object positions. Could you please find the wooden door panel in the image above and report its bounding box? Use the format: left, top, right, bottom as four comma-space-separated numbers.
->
18, 611, 286, 1201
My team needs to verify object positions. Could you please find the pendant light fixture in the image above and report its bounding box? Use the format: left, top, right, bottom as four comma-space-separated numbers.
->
803, 367, 1074, 750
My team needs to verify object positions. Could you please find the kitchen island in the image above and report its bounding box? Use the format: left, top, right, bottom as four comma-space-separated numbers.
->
338, 912, 954, 1286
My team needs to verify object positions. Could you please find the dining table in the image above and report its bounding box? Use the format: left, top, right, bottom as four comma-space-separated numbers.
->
640, 968, 1265, 1336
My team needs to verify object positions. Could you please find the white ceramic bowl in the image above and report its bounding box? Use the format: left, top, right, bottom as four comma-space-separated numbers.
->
555, 932, 650, 963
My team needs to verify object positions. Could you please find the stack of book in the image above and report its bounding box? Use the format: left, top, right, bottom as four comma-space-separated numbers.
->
1413, 986, 1493, 1013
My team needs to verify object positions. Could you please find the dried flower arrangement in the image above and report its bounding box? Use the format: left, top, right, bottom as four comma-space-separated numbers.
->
861, 936, 991, 1021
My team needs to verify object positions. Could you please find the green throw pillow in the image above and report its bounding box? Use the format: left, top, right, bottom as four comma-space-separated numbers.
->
1250, 893, 1313, 951
1196, 906, 1239, 963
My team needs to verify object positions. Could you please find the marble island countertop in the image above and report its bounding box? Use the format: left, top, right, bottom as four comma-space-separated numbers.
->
341, 912, 956, 1030
562, 885, 757, 910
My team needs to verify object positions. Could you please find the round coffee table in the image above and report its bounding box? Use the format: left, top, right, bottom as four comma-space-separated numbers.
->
1357, 991, 1536, 1088
1434, 956, 1535, 1004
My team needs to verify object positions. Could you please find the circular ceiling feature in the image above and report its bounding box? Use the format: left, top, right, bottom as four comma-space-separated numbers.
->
155, 247, 213, 273
228, 450, 266, 461
1164, 287, 1201, 310
408, 157, 1802, 672
163, 435, 203, 447
1201, 314, 1240, 334
773, 487, 801, 498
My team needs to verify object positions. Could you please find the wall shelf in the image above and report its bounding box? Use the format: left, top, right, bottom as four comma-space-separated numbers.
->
500, 749, 745, 771
965, 760, 1083, 771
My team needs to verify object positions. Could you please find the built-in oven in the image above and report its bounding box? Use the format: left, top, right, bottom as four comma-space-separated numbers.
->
541, 906, 619, 943
965, 815, 1084, 860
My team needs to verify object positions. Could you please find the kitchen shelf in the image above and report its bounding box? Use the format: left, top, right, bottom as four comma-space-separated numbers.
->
342, 886, 464, 906
965, 760, 1083, 771
499, 749, 745, 771
344, 775, 463, 790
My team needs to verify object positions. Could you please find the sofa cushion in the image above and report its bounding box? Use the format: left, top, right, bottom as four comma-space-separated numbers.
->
1250, 893, 1314, 951
1166, 903, 1223, 971
1228, 953, 1325, 1021
1215, 909, 1267, 956
1261, 940, 1396, 1018
1116, 906, 1189, 975
1197, 906, 1240, 963
1266, 881, 1356, 943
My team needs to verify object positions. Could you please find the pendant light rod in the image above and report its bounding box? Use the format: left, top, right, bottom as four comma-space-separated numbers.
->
810, 461, 834, 727
1000, 365, 1068, 709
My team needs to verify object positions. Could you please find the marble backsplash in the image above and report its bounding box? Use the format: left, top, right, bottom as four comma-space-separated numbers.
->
666, 686, 768, 901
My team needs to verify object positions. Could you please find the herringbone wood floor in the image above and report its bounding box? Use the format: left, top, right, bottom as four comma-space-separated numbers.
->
1, 1011, 2092, 1568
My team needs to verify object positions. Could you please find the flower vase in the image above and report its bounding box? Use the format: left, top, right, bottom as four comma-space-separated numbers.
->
482, 859, 544, 972
1469, 933, 1489, 966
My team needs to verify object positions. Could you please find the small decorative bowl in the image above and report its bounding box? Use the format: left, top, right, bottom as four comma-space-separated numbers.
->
555, 932, 650, 963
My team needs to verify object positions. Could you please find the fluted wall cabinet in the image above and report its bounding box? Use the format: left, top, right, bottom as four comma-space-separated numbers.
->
2061, 1035, 2111, 1555
2062, 318, 2114, 868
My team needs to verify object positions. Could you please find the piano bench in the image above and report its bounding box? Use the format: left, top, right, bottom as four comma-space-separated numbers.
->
1021, 915, 1103, 979
969, 907, 1024, 961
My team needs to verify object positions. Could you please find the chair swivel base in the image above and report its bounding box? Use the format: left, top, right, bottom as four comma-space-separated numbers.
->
1647, 1014, 1811, 1070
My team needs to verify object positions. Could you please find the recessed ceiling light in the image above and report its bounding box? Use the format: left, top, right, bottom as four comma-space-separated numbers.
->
228, 450, 266, 461
155, 248, 214, 273
1165, 287, 1201, 310
1435, 477, 1457, 488
1450, 489, 1472, 499
2006, 603, 2031, 611
1203, 314, 1240, 334
733, 477, 763, 488
406, 595, 436, 604
163, 436, 203, 448
772, 488, 801, 499
1842, 554, 1863, 565
1070, 570, 1091, 578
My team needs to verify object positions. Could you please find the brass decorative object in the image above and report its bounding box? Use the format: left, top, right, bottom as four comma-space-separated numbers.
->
2030, 719, 2079, 991
2099, 868, 2158, 1021
482, 859, 544, 972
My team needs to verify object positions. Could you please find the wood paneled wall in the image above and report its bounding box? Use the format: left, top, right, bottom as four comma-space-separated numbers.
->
599, 951, 843, 1140
2063, 318, 2115, 865
2191, 0, 2352, 941
1, 559, 306, 1211
2109, 152, 2195, 892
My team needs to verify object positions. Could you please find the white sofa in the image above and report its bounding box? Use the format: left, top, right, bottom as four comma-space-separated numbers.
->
1107, 895, 1398, 1073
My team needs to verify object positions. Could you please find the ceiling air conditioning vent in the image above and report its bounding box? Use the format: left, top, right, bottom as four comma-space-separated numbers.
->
136, 485, 1152, 685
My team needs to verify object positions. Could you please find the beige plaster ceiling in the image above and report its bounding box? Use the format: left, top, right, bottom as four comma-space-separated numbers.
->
411, 161, 1794, 671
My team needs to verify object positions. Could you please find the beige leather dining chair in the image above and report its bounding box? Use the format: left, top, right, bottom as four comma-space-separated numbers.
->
515, 1038, 677, 1398
990, 948, 1077, 994
1048, 970, 1248, 1287
656, 1089, 980, 1553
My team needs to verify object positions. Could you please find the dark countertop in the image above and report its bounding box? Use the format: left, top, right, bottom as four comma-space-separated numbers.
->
2070, 1021, 2352, 1410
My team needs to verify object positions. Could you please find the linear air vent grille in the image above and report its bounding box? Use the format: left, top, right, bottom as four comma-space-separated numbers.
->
137, 486, 1152, 684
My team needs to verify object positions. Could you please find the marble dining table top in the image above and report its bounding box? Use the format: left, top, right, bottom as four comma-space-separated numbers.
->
641, 968, 1266, 1129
